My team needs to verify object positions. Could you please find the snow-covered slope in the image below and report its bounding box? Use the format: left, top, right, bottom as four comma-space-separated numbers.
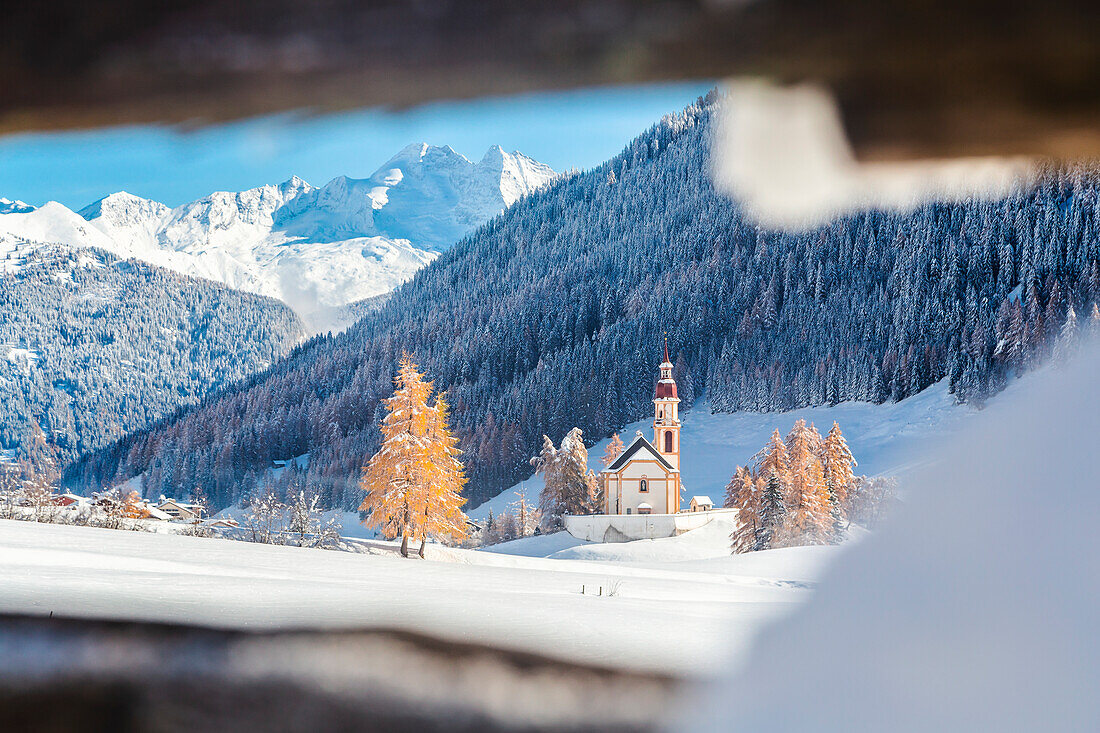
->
0, 145, 555, 330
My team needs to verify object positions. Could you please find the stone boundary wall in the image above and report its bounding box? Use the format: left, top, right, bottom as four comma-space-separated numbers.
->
562, 508, 740, 543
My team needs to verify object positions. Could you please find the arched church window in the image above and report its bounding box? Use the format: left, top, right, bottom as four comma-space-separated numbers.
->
639, 478, 648, 493
664, 430, 673, 453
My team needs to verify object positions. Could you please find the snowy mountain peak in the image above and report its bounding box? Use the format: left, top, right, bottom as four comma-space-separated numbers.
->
2, 143, 554, 330
79, 191, 170, 229
0, 198, 35, 215
487, 148, 557, 207
398, 141, 431, 159
362, 143, 557, 249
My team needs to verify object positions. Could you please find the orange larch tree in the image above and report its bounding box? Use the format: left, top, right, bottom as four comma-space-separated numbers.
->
783, 419, 832, 545
416, 391, 469, 555
359, 354, 468, 557
822, 421, 857, 511
121, 490, 148, 519
783, 449, 830, 545
602, 433, 625, 468
820, 421, 857, 543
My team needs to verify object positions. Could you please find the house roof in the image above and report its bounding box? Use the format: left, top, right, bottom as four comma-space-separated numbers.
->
602, 432, 675, 473
158, 499, 199, 510
206, 519, 239, 527
690, 495, 714, 505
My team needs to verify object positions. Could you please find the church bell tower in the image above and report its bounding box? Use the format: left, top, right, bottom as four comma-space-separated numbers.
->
653, 339, 681, 471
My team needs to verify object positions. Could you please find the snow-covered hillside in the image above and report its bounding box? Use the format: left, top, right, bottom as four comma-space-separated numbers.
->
0, 246, 304, 463
471, 380, 978, 519
0, 145, 555, 330
0, 515, 841, 676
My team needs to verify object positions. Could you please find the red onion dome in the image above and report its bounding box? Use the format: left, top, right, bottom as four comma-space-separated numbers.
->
656, 379, 678, 399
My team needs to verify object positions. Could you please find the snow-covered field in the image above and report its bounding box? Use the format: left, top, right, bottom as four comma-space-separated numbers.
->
473, 380, 977, 520
0, 514, 847, 676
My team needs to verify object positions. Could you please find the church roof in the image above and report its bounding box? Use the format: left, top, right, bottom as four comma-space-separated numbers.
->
602, 432, 675, 473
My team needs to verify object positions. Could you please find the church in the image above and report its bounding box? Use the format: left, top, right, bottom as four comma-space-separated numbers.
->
600, 344, 683, 515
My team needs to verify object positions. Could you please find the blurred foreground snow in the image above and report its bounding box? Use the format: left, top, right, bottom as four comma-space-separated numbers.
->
688, 345, 1100, 731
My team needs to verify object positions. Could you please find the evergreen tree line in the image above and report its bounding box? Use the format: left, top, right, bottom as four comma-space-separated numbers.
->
68, 91, 1100, 513
0, 246, 304, 466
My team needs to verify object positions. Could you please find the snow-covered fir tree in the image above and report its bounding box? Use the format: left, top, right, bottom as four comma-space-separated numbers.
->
533, 427, 594, 531
1053, 304, 1079, 364
755, 472, 787, 551
727, 466, 760, 553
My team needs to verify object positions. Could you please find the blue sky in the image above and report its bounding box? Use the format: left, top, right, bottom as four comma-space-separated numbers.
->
0, 82, 713, 210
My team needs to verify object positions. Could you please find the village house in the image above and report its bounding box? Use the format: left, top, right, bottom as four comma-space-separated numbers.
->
141, 503, 173, 521
156, 497, 204, 521
51, 493, 87, 508
688, 495, 714, 512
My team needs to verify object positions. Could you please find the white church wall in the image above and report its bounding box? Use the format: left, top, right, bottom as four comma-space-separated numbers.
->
615, 459, 673, 513
562, 509, 739, 543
